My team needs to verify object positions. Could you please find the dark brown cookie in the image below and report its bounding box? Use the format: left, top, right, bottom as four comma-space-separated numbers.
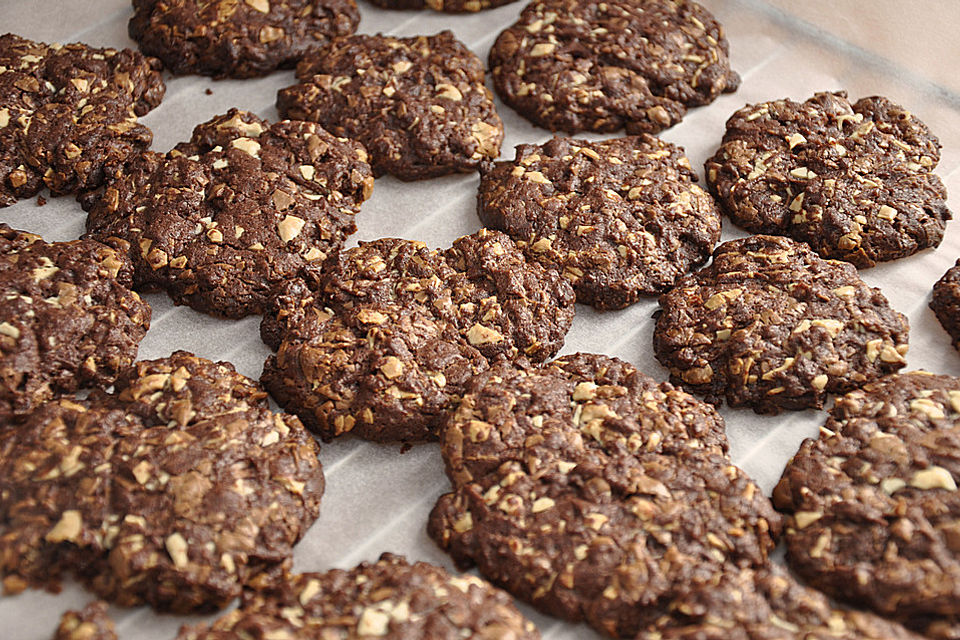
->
53, 602, 116, 640
773, 372, 960, 639
0, 351, 324, 613
176, 553, 540, 639
129, 0, 359, 79
0, 33, 164, 207
82, 109, 373, 319
705, 91, 952, 267
0, 225, 151, 422
931, 259, 960, 351
478, 135, 721, 309
366, 0, 517, 10
653, 235, 910, 414
489, 0, 739, 135
260, 230, 576, 442
277, 31, 503, 180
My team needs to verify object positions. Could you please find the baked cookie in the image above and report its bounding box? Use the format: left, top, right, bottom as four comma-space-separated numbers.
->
931, 259, 960, 351
277, 31, 503, 180
478, 135, 721, 309
706, 91, 952, 267
176, 553, 540, 639
82, 109, 373, 319
0, 352, 324, 613
0, 33, 164, 207
261, 230, 576, 441
653, 235, 910, 414
0, 225, 151, 422
366, 0, 517, 10
53, 602, 116, 640
774, 372, 960, 639
129, 0, 359, 79
489, 0, 739, 135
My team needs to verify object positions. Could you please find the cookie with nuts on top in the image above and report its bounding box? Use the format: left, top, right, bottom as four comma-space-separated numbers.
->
176, 553, 541, 640
0, 33, 164, 208
478, 135, 721, 309
773, 372, 960, 639
0, 351, 324, 613
653, 235, 910, 414
53, 602, 116, 640
489, 0, 739, 135
705, 91, 952, 267
0, 224, 151, 423
931, 258, 960, 352
129, 0, 359, 79
81, 109, 373, 319
277, 31, 503, 180
366, 0, 517, 10
260, 229, 576, 442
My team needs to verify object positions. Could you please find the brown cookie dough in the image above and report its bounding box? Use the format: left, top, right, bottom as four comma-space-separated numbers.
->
82, 109, 373, 319
931, 259, 960, 352
176, 553, 540, 639
489, 0, 739, 135
774, 372, 960, 639
653, 235, 910, 414
0, 351, 324, 613
0, 33, 164, 207
261, 230, 576, 442
277, 31, 503, 180
53, 602, 116, 640
0, 225, 151, 422
478, 135, 721, 309
129, 0, 359, 79
705, 91, 952, 267
366, 0, 517, 10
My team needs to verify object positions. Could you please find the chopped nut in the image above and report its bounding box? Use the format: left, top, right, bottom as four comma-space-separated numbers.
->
435, 83, 463, 101
794, 511, 823, 529
379, 356, 404, 379
466, 323, 503, 346
357, 607, 390, 636
245, 0, 270, 12
877, 205, 898, 221
531, 497, 555, 513
910, 398, 945, 420
277, 215, 306, 243
530, 42, 556, 57
0, 322, 20, 339
299, 578, 322, 605
910, 466, 957, 491
46, 510, 83, 543
165, 532, 189, 568
231, 137, 261, 157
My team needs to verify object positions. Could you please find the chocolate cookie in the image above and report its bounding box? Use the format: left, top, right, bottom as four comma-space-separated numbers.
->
0, 352, 324, 613
53, 602, 116, 640
653, 235, 910, 414
129, 0, 359, 79
277, 31, 503, 180
705, 91, 952, 267
82, 109, 373, 319
260, 230, 576, 441
489, 0, 739, 135
0, 225, 151, 422
0, 33, 164, 207
931, 259, 960, 351
176, 553, 540, 639
366, 0, 517, 10
773, 372, 960, 639
478, 135, 721, 309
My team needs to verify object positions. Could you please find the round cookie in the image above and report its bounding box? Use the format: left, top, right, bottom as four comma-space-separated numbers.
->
489, 0, 739, 135
773, 372, 960, 639
366, 0, 517, 10
129, 0, 359, 79
931, 259, 960, 351
705, 91, 952, 267
653, 235, 910, 414
277, 31, 503, 180
478, 135, 721, 309
53, 602, 116, 640
0, 351, 325, 613
0, 33, 164, 207
0, 225, 151, 422
82, 109, 373, 319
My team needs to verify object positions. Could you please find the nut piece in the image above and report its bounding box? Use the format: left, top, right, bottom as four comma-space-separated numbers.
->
466, 323, 504, 346
910, 466, 957, 491
46, 510, 83, 543
165, 532, 190, 568
277, 215, 306, 243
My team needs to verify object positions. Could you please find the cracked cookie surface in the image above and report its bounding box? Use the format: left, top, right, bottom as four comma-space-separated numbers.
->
931, 259, 960, 352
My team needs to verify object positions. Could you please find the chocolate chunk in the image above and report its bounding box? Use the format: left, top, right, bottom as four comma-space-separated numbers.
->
931, 259, 960, 352
478, 135, 721, 309
706, 91, 952, 267
653, 235, 910, 414
53, 602, 116, 640
366, 0, 517, 10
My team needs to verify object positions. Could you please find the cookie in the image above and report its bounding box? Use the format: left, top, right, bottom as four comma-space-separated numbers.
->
53, 602, 116, 640
260, 230, 576, 441
653, 235, 910, 414
489, 0, 739, 135
129, 0, 359, 79
774, 372, 960, 639
705, 91, 952, 267
0, 33, 164, 207
478, 135, 721, 309
82, 109, 373, 319
0, 225, 151, 422
931, 259, 960, 351
0, 351, 324, 613
176, 553, 540, 639
366, 0, 517, 10
277, 31, 503, 180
